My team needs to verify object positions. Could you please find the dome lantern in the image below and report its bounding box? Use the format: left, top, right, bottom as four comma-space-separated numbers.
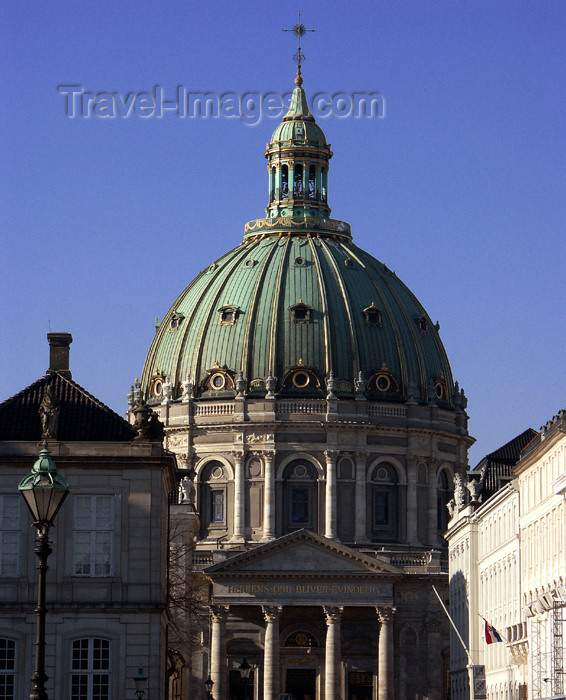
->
264, 80, 333, 222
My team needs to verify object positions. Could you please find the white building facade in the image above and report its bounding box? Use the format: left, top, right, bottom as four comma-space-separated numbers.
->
447, 411, 566, 700
517, 411, 566, 700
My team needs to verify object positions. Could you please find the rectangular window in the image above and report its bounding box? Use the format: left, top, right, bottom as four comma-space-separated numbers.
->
71, 638, 110, 700
373, 491, 389, 525
0, 496, 20, 577
74, 496, 114, 577
291, 488, 309, 524
211, 491, 224, 522
0, 638, 16, 700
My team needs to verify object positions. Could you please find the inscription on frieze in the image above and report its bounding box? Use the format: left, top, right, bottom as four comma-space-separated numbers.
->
213, 579, 393, 605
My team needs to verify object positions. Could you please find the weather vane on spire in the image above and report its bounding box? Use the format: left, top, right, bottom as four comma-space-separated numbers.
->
283, 11, 315, 86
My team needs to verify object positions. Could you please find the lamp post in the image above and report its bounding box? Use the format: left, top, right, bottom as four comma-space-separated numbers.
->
238, 657, 253, 700
204, 675, 214, 700
18, 445, 69, 700
133, 666, 148, 699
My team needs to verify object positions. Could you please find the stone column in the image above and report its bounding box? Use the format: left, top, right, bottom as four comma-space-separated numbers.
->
325, 450, 338, 539
324, 606, 343, 700
211, 605, 228, 700
426, 613, 443, 700
232, 450, 245, 543
354, 452, 368, 542
376, 606, 395, 700
262, 605, 282, 700
427, 459, 439, 546
406, 457, 418, 544
262, 450, 276, 541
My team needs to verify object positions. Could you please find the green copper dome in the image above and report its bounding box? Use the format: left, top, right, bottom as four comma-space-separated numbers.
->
141, 81, 458, 408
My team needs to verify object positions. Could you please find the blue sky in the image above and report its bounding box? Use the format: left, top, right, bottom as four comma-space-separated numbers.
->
1, 0, 565, 465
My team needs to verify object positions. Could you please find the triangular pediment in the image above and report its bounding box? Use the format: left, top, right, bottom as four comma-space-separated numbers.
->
205, 530, 402, 576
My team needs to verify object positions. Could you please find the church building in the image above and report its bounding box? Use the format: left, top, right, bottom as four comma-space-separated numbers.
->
135, 53, 473, 700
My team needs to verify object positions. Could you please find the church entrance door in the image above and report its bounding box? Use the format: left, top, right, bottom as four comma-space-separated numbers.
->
228, 669, 254, 700
285, 668, 317, 700
348, 671, 373, 700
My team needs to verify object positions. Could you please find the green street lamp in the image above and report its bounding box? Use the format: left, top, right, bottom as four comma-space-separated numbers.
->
18, 446, 69, 700
133, 666, 148, 699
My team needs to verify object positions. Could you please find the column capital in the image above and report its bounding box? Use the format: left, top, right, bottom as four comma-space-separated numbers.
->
211, 605, 229, 623
323, 605, 344, 623
354, 451, 366, 461
232, 449, 245, 461
263, 449, 276, 460
376, 606, 396, 624
262, 605, 282, 623
325, 449, 339, 463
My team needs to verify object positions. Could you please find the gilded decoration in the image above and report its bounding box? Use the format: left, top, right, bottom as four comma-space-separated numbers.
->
244, 215, 351, 238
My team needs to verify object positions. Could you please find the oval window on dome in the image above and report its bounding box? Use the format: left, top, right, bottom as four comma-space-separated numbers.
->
292, 371, 310, 389
210, 373, 226, 390
435, 379, 446, 400
376, 374, 391, 392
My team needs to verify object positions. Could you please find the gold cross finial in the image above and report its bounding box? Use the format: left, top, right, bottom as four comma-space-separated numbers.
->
283, 11, 315, 86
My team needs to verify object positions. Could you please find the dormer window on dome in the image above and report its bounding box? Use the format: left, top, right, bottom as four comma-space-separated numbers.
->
363, 304, 382, 327
218, 305, 239, 326
290, 301, 312, 324
169, 312, 185, 331
415, 316, 429, 334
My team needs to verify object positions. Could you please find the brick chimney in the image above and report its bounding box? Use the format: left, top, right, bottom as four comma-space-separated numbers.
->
47, 332, 73, 378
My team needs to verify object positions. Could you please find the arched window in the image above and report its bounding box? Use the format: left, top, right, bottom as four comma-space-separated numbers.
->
270, 166, 276, 202
281, 165, 289, 198
71, 638, 110, 700
321, 168, 327, 200
282, 461, 318, 534
437, 470, 453, 533
199, 461, 229, 539
0, 638, 16, 700
308, 165, 316, 199
370, 463, 398, 541
293, 164, 303, 196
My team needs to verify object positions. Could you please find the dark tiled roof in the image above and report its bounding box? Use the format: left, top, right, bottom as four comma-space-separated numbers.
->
0, 372, 135, 442
485, 428, 538, 462
471, 428, 537, 501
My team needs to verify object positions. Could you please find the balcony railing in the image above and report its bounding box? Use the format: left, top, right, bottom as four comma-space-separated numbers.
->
277, 400, 326, 415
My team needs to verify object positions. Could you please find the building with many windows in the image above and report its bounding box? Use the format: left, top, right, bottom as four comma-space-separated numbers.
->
135, 65, 474, 700
447, 416, 566, 700
0, 333, 176, 699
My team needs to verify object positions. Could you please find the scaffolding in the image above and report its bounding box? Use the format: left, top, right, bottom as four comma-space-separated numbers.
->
531, 616, 544, 699
552, 600, 564, 697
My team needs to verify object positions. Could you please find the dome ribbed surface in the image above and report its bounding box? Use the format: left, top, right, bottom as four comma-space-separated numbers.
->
269, 85, 328, 147
141, 234, 454, 404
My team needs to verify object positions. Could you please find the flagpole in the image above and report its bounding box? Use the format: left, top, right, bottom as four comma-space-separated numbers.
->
432, 585, 474, 666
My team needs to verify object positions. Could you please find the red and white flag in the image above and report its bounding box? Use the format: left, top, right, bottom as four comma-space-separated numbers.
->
484, 619, 503, 644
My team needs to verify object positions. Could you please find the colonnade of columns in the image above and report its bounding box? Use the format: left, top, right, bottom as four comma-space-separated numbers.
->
229, 449, 443, 545
208, 604, 395, 700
